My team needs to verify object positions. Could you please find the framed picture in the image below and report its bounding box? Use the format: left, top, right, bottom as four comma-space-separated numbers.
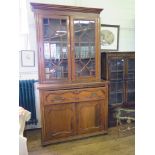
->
101, 24, 120, 51
21, 50, 35, 67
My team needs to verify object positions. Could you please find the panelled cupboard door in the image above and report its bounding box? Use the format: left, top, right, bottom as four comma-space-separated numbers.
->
77, 100, 105, 134
43, 103, 76, 141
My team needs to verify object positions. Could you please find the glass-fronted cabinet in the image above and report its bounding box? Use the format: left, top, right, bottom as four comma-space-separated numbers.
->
101, 52, 135, 127
34, 9, 100, 83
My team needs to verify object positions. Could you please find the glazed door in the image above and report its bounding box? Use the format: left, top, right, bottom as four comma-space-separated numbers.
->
43, 103, 76, 141
108, 57, 125, 105
39, 15, 71, 83
125, 58, 135, 105
71, 17, 99, 81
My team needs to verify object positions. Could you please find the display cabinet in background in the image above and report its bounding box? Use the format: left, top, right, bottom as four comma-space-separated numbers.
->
31, 3, 108, 145
101, 52, 135, 127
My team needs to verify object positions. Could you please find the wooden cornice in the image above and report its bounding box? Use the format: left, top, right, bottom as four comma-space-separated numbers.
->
30, 3, 103, 14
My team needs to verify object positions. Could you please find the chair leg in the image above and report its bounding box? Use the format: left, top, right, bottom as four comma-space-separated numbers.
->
116, 118, 120, 138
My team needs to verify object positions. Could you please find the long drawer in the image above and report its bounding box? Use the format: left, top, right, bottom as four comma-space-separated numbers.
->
42, 87, 106, 105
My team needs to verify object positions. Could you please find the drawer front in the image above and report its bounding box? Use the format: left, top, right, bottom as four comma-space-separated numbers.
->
43, 90, 76, 104
78, 87, 106, 102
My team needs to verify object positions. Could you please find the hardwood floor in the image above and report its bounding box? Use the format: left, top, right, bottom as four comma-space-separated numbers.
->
26, 127, 135, 155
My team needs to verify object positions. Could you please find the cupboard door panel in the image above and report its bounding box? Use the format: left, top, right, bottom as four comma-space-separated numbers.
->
77, 100, 104, 134
43, 103, 76, 141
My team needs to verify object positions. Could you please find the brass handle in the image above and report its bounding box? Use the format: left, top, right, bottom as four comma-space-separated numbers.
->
53, 96, 65, 101
91, 92, 97, 97
74, 90, 79, 94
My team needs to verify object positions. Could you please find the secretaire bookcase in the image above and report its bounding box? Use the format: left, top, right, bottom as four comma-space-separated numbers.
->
31, 3, 108, 145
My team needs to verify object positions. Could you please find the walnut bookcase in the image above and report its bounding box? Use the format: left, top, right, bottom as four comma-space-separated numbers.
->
31, 3, 108, 145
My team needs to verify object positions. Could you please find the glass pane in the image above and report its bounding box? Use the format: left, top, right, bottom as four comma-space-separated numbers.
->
127, 79, 135, 103
127, 80, 135, 90
110, 81, 124, 92
128, 59, 135, 71
110, 59, 124, 71
109, 92, 123, 105
110, 72, 124, 80
127, 71, 135, 80
42, 18, 68, 80
109, 59, 125, 80
127, 58, 135, 103
127, 59, 135, 80
127, 92, 135, 102
74, 20, 95, 78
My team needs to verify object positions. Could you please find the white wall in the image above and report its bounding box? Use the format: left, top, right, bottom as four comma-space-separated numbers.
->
20, 0, 135, 129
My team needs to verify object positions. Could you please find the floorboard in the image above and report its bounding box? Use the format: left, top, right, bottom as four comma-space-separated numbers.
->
26, 127, 135, 155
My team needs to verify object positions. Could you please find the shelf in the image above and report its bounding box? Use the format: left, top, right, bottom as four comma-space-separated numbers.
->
110, 70, 124, 72
110, 78, 124, 81
43, 40, 68, 43
74, 42, 95, 44
109, 103, 123, 108
44, 58, 68, 61
110, 79, 125, 82
74, 27, 95, 34
127, 90, 135, 93
110, 91, 123, 95
75, 57, 95, 60
128, 70, 135, 72
44, 58, 94, 61
127, 78, 135, 80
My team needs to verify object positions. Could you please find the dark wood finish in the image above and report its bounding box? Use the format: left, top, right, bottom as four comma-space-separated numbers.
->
101, 51, 135, 127
31, 3, 108, 145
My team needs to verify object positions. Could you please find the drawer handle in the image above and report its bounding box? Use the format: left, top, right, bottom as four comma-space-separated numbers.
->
91, 92, 97, 97
53, 96, 65, 101
74, 90, 79, 94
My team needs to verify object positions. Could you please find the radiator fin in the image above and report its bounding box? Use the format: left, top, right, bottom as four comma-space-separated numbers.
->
19, 80, 38, 125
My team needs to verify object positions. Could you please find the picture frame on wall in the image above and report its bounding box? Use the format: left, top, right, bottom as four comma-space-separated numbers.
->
101, 24, 120, 51
21, 50, 35, 67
